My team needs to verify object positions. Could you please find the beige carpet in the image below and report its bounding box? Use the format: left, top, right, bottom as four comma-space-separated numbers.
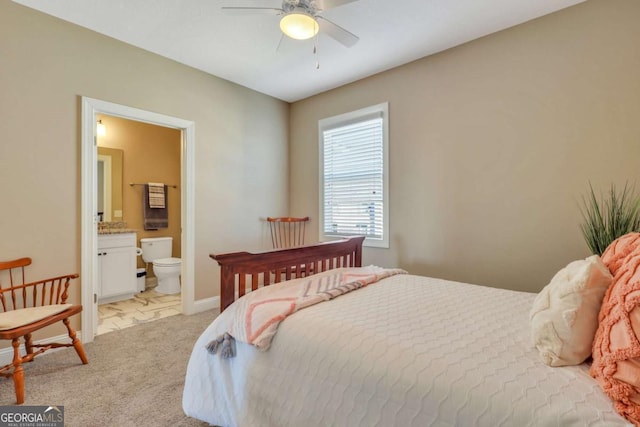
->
0, 310, 218, 427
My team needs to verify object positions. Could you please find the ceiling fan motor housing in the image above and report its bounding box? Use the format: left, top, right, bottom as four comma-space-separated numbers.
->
282, 0, 318, 15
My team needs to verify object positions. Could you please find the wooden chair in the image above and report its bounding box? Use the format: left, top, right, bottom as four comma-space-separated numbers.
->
267, 216, 310, 249
0, 257, 88, 404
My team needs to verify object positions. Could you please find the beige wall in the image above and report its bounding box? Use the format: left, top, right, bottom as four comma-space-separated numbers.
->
289, 0, 640, 293
0, 0, 289, 338
3, 0, 639, 341
97, 115, 182, 271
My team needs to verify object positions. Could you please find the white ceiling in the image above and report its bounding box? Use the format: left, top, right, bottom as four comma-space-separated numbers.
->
14, 0, 585, 103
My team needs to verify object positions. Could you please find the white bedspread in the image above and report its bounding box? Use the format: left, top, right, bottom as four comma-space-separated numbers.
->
183, 274, 630, 427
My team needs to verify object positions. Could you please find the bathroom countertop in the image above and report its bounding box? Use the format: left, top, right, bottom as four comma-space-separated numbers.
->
98, 229, 138, 235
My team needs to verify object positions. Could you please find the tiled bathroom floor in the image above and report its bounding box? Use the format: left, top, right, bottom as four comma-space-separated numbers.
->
97, 286, 181, 335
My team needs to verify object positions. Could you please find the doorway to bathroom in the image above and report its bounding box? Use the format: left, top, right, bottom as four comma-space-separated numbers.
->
95, 113, 183, 336
81, 96, 195, 344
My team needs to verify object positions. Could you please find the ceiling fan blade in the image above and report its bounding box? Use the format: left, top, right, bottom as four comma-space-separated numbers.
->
221, 7, 283, 15
317, 16, 359, 47
315, 0, 359, 11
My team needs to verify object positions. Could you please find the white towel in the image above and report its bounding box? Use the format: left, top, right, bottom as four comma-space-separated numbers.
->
148, 182, 166, 209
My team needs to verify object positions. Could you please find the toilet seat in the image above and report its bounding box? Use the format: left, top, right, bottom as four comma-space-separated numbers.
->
153, 257, 181, 267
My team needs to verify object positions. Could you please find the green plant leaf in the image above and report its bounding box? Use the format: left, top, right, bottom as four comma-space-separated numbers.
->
578, 182, 640, 255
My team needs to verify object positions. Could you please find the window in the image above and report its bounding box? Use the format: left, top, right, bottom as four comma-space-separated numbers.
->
319, 102, 389, 248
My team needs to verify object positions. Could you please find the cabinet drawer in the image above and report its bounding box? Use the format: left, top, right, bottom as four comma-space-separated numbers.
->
98, 233, 136, 249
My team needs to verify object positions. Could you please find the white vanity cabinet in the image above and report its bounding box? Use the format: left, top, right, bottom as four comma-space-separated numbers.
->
98, 233, 137, 303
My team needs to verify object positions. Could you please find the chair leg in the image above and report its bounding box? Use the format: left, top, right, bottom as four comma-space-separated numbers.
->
11, 338, 24, 405
24, 333, 34, 357
63, 318, 88, 364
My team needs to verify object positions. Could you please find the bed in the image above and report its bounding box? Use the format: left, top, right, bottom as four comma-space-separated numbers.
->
182, 236, 630, 426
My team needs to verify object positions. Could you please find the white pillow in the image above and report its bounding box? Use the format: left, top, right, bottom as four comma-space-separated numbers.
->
530, 255, 613, 367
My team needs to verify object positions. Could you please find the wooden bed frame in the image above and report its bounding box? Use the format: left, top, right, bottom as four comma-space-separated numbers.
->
211, 236, 365, 311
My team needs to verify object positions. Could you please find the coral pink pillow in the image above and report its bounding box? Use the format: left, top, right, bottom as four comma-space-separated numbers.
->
591, 232, 640, 425
601, 232, 640, 276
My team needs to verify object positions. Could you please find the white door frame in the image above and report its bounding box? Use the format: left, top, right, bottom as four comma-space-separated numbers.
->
81, 96, 196, 343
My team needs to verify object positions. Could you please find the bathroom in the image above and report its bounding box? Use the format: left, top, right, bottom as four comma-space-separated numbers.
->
96, 113, 182, 335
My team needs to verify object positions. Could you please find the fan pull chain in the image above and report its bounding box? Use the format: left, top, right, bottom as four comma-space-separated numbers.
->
276, 33, 285, 52
314, 31, 320, 69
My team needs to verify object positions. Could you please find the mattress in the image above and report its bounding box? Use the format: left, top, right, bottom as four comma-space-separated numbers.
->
183, 274, 630, 426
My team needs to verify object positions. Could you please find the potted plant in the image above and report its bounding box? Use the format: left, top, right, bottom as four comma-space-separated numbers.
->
579, 182, 640, 255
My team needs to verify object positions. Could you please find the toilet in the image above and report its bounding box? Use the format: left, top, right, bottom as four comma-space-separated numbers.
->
140, 237, 181, 294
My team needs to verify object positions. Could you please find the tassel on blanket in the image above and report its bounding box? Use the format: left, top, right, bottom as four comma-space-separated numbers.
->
205, 335, 224, 354
206, 333, 236, 359
220, 333, 235, 358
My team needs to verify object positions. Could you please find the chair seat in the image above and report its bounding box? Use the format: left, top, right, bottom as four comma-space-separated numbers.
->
0, 305, 82, 340
0, 304, 73, 331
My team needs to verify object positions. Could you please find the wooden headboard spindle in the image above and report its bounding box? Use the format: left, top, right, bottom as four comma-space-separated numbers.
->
211, 236, 365, 312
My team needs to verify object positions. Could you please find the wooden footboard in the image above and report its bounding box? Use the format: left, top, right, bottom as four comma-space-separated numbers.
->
211, 236, 365, 312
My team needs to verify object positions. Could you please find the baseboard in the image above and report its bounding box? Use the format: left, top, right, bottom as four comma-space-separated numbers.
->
187, 296, 219, 315
0, 331, 83, 367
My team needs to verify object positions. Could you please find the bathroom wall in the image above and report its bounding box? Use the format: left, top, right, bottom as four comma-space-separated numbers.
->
96, 114, 182, 272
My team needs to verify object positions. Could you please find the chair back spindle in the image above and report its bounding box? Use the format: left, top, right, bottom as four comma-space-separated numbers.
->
0, 258, 31, 312
267, 216, 310, 249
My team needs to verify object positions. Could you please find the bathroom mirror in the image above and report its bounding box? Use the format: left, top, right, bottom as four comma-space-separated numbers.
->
97, 147, 124, 222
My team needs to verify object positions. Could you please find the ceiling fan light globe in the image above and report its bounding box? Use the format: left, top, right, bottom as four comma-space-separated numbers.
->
280, 12, 319, 40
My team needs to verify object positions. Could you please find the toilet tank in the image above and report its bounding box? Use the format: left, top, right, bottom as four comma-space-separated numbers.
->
140, 237, 173, 263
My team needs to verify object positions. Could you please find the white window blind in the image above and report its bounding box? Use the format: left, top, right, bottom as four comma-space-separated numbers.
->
319, 103, 389, 248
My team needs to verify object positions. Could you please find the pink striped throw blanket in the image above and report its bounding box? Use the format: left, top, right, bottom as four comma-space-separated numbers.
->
206, 266, 406, 358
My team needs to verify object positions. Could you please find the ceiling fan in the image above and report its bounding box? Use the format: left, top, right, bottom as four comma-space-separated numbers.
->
222, 0, 360, 48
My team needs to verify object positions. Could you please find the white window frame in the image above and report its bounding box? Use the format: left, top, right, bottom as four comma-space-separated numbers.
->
318, 102, 389, 248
